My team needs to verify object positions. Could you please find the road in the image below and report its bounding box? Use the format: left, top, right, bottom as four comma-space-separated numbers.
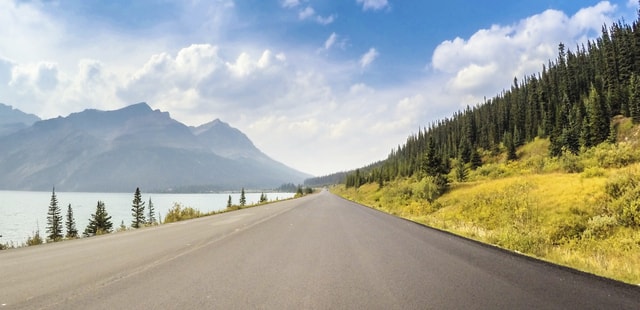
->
1, 190, 639, 309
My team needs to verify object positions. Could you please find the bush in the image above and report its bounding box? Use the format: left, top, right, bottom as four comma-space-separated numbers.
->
414, 175, 447, 202
604, 169, 640, 227
583, 215, 618, 239
548, 216, 587, 245
25, 230, 44, 246
164, 203, 202, 223
559, 151, 584, 173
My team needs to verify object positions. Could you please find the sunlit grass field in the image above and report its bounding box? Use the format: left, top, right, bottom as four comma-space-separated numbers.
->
334, 120, 640, 284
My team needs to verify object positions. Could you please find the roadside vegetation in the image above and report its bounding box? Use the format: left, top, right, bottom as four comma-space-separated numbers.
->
334, 125, 640, 284
1, 187, 307, 249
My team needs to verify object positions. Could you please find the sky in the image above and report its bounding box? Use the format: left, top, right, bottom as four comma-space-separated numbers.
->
1, 0, 638, 176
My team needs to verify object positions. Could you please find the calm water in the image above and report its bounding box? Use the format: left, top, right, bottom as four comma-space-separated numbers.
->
0, 190, 294, 245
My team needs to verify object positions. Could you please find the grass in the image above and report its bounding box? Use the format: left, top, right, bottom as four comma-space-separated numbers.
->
333, 126, 640, 284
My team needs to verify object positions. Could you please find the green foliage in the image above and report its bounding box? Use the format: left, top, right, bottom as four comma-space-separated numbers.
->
163, 203, 202, 223
605, 169, 640, 227
46, 188, 63, 242
239, 188, 246, 207
259, 193, 268, 203
227, 195, 233, 209
414, 175, 448, 203
65, 204, 78, 239
583, 215, 618, 239
84, 201, 113, 237
131, 187, 146, 229
147, 198, 156, 225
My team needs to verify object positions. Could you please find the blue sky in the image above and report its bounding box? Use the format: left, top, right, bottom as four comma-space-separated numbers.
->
1, 0, 638, 176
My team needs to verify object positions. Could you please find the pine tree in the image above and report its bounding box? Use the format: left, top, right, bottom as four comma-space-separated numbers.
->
84, 201, 113, 237
470, 149, 482, 169
131, 187, 146, 229
630, 73, 640, 123
227, 195, 233, 209
65, 204, 78, 239
260, 193, 268, 203
455, 159, 468, 182
46, 187, 63, 242
239, 188, 246, 207
147, 197, 156, 225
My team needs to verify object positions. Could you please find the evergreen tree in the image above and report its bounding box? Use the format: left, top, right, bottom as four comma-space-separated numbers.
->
131, 187, 146, 229
84, 201, 113, 236
227, 195, 233, 209
65, 204, 78, 239
239, 188, 246, 207
422, 137, 445, 176
147, 197, 156, 225
455, 159, 468, 182
504, 132, 517, 161
46, 187, 63, 242
260, 193, 268, 203
586, 85, 610, 146
630, 73, 640, 123
470, 149, 482, 169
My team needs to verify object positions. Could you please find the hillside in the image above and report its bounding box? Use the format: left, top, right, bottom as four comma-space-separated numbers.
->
334, 122, 640, 284
323, 16, 640, 284
0, 103, 310, 192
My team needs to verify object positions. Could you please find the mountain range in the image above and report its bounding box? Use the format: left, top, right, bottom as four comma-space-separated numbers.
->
0, 102, 310, 192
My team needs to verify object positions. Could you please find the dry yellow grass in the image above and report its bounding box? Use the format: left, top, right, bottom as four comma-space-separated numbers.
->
333, 165, 640, 284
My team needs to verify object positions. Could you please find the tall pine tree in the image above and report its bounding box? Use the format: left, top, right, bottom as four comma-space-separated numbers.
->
131, 187, 146, 229
147, 197, 156, 225
65, 204, 78, 239
46, 187, 63, 242
239, 188, 246, 207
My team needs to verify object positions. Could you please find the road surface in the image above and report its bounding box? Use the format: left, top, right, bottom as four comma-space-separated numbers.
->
1, 190, 639, 309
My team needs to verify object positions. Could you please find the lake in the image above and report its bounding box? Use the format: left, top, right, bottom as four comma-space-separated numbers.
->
0, 190, 295, 246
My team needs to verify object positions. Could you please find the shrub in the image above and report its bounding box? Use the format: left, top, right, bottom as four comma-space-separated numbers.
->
25, 230, 44, 246
164, 203, 202, 223
559, 151, 584, 173
604, 169, 640, 227
583, 215, 618, 239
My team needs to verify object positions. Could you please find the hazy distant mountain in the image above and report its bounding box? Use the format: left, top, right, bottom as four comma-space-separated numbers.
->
0, 103, 310, 192
0, 103, 40, 136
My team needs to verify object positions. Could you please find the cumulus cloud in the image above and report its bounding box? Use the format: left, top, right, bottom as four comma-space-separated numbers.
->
356, 0, 389, 11
359, 47, 379, 68
431, 2, 618, 106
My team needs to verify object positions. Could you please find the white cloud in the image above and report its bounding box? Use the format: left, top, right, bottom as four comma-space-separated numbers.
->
299, 6, 315, 20
431, 2, 618, 106
324, 32, 337, 50
356, 0, 389, 11
316, 14, 336, 25
359, 47, 379, 68
298, 6, 335, 25
281, 0, 301, 8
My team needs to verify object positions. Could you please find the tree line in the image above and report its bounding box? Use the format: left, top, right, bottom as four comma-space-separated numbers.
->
41, 187, 157, 243
308, 8, 640, 196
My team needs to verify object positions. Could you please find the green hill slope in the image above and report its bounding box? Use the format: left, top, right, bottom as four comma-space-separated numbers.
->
334, 118, 640, 284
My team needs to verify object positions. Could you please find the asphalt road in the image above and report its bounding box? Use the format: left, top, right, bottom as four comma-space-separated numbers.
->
1, 190, 639, 309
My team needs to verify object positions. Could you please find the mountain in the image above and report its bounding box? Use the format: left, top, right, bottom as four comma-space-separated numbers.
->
0, 103, 310, 192
0, 103, 40, 136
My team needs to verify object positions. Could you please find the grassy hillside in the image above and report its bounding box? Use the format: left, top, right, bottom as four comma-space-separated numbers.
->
333, 118, 640, 284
